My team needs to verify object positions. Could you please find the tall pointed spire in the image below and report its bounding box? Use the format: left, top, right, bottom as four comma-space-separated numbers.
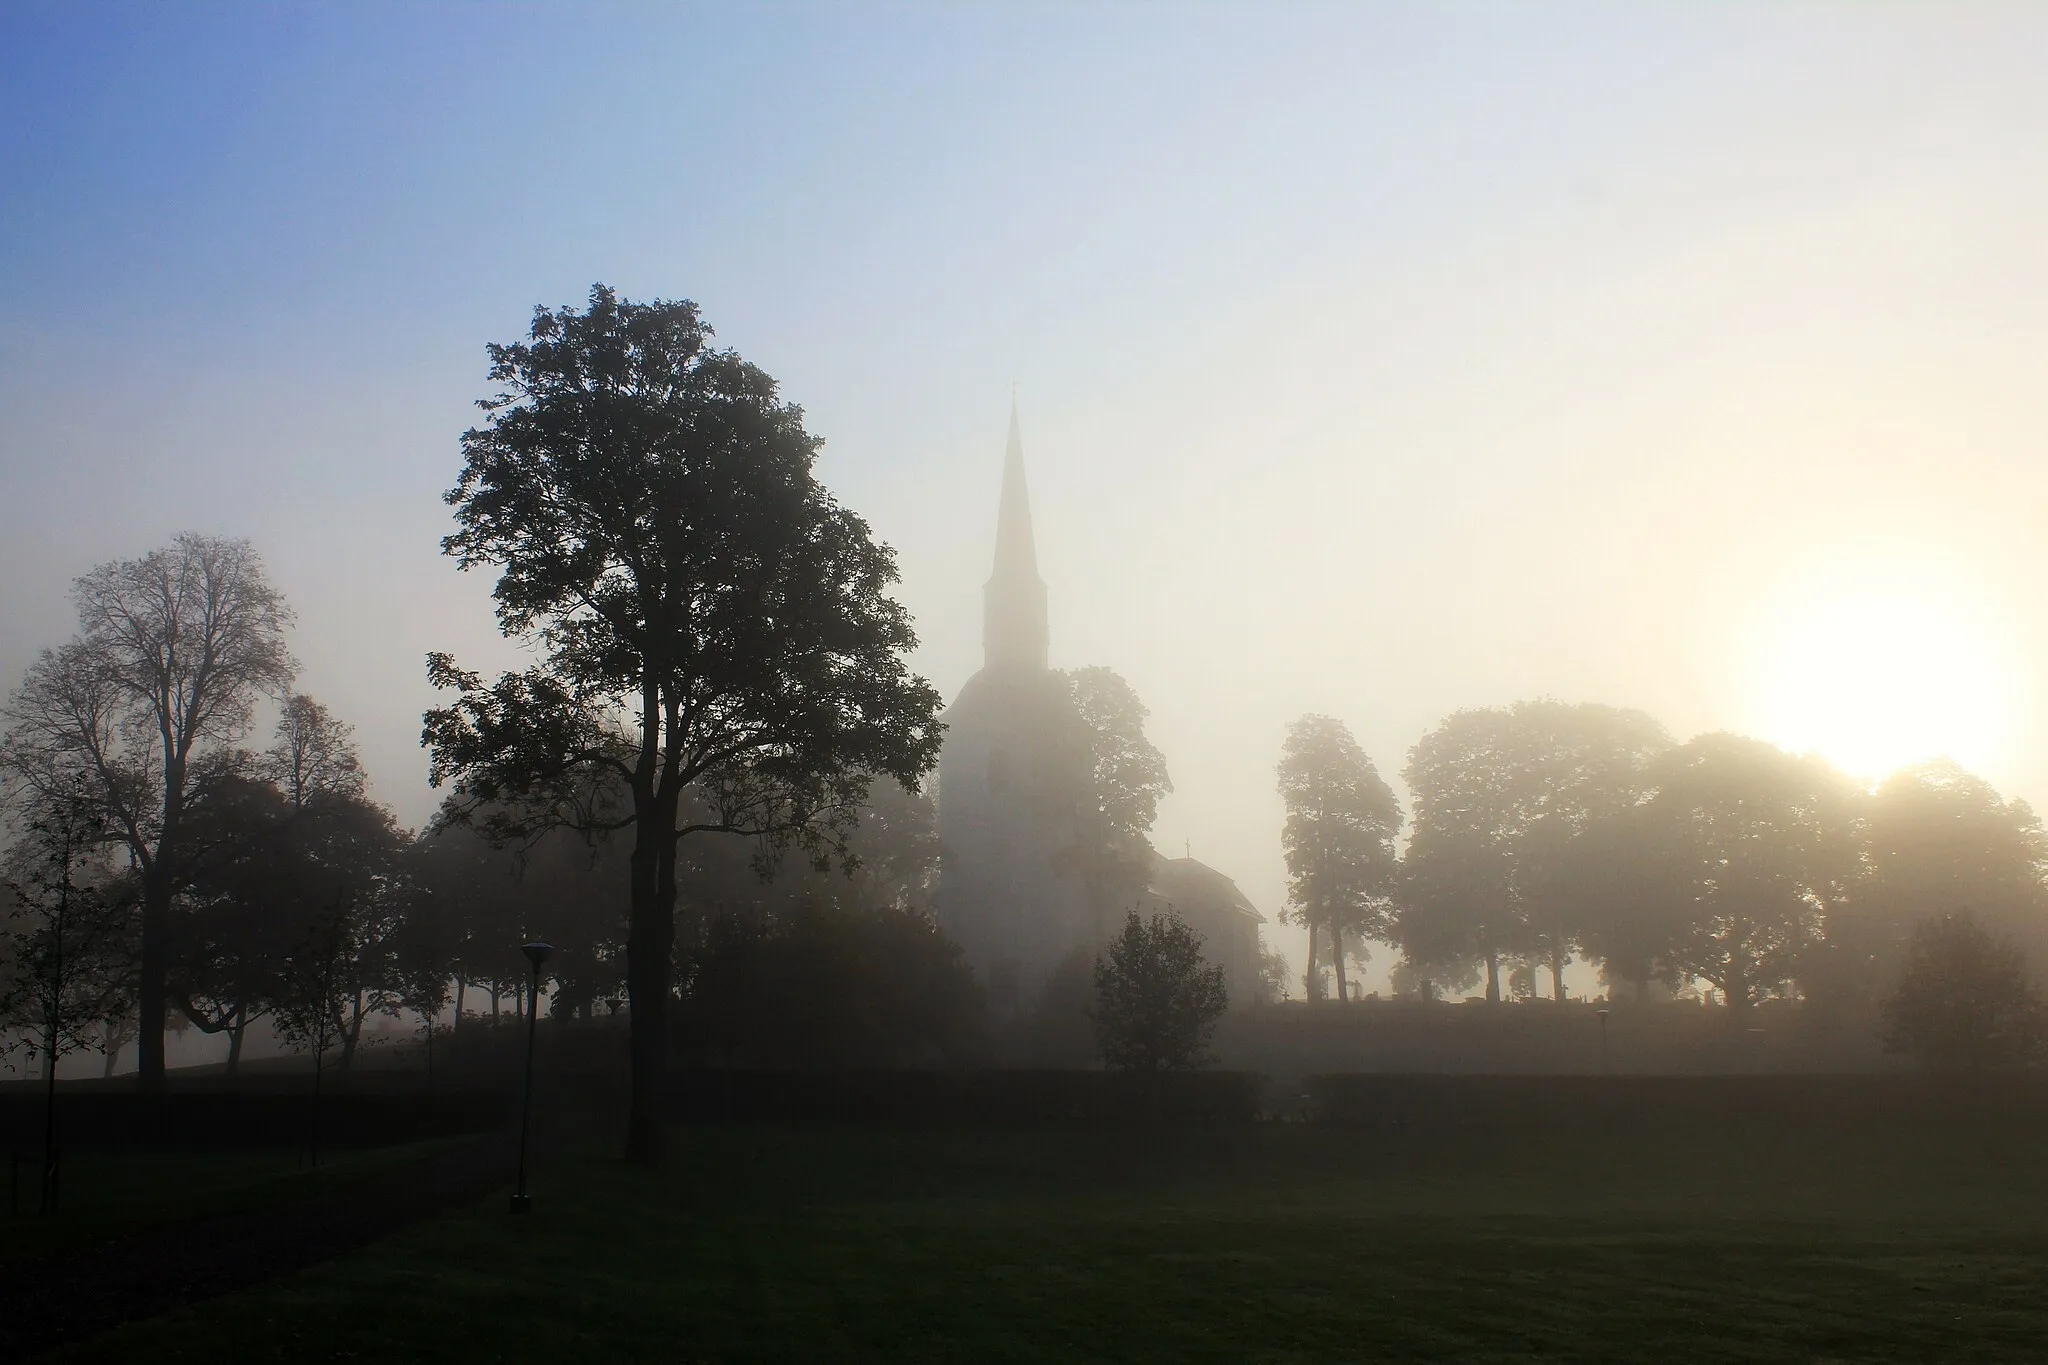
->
983, 398, 1049, 672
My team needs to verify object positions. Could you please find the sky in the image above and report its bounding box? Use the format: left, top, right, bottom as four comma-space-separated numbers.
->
4, 2, 2046, 992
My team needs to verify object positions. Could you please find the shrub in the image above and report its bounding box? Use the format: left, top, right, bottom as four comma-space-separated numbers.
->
1880, 911, 2045, 1072
1092, 909, 1227, 1072
676, 900, 983, 1067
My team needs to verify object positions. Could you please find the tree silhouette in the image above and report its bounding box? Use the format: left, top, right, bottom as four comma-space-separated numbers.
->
1633, 734, 1857, 1010
1277, 715, 1401, 1003
170, 774, 297, 1072
1092, 908, 1228, 1072
1881, 910, 2045, 1071
260, 694, 366, 811
424, 285, 943, 1164
1835, 762, 2048, 1005
1555, 802, 1683, 1000
1061, 667, 1171, 942
0, 777, 135, 1209
1400, 701, 1667, 1002
0, 534, 295, 1089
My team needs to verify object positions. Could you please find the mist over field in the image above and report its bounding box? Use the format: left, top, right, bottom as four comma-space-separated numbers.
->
6, 5, 2047, 1002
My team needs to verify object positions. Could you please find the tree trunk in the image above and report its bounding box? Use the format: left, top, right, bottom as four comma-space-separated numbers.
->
625, 790, 681, 1167
226, 1005, 246, 1076
1485, 951, 1501, 1004
1551, 946, 1568, 1003
136, 858, 173, 1092
338, 990, 364, 1074
454, 977, 466, 1029
491, 987, 501, 1024
1725, 969, 1750, 1013
1330, 922, 1350, 1003
1304, 918, 1321, 1004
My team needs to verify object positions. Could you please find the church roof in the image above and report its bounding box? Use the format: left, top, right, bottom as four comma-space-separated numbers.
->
1147, 854, 1264, 925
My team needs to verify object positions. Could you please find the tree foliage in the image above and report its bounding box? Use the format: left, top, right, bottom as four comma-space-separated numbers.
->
0, 779, 137, 1074
1633, 734, 1857, 1009
423, 285, 943, 1162
0, 533, 295, 1088
1838, 762, 2048, 996
1061, 666, 1171, 934
1881, 911, 2045, 1071
1277, 715, 1401, 1003
676, 898, 982, 1067
1400, 700, 1667, 1002
1092, 909, 1228, 1072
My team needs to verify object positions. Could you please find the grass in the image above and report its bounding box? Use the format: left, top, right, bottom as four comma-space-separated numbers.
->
0, 1141, 460, 1270
50, 1113, 2048, 1363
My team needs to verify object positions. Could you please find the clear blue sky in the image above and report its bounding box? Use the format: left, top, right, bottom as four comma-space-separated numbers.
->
6, 3, 2046, 989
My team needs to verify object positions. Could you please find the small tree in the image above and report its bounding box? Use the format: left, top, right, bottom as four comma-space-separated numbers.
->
1881, 911, 2045, 1072
1092, 908, 1228, 1072
0, 779, 136, 1209
272, 906, 352, 1166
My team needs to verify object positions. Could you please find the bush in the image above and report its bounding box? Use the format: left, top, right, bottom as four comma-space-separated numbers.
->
1093, 909, 1228, 1072
676, 900, 983, 1067
1881, 911, 2045, 1072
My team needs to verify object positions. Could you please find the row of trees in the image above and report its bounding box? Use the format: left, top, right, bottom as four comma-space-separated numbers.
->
0, 289, 960, 1175
1277, 701, 2048, 1012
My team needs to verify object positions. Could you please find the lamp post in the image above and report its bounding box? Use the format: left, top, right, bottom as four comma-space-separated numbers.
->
511, 940, 552, 1214
1596, 1006, 1611, 1072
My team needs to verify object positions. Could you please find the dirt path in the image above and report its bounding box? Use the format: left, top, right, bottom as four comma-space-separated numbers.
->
0, 1133, 514, 1359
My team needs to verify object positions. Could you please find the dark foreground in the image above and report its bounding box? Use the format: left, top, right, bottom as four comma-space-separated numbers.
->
46, 1100, 2048, 1364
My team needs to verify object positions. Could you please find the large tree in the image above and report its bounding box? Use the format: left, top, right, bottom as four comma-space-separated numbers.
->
1399, 700, 1667, 1002
1833, 761, 2048, 1002
0, 534, 295, 1089
1276, 715, 1401, 1003
1635, 734, 1857, 1010
424, 286, 943, 1164
1554, 802, 1684, 1000
1062, 667, 1171, 941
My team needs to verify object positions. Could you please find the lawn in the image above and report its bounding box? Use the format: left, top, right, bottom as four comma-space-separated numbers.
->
0, 1141, 461, 1271
48, 1104, 2048, 1363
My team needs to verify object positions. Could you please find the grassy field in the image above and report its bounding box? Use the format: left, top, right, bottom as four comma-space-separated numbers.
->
47, 1106, 2048, 1364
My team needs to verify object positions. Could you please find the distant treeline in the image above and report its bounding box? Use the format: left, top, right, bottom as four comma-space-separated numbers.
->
1274, 704, 2047, 1028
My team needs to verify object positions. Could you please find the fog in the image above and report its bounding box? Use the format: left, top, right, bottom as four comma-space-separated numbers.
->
5, 3, 2047, 998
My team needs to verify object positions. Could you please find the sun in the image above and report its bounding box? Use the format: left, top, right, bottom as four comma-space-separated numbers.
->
1744, 560, 2019, 782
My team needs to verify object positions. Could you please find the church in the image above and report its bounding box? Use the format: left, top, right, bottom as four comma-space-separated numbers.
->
935, 407, 1267, 1014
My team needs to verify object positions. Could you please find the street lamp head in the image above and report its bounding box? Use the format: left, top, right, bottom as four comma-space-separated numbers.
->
521, 941, 554, 970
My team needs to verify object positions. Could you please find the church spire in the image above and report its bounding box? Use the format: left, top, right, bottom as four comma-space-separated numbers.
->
983, 399, 1049, 672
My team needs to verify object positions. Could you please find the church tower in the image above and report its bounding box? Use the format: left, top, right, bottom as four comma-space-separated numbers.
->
982, 404, 1048, 673
935, 404, 1091, 1015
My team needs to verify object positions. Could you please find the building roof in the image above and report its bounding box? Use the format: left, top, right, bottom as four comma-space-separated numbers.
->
1146, 854, 1264, 925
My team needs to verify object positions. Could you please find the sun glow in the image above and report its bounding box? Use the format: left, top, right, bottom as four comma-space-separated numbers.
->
1745, 559, 2019, 782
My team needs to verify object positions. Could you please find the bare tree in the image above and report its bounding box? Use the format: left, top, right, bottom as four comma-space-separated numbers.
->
1, 534, 296, 1089
260, 694, 366, 811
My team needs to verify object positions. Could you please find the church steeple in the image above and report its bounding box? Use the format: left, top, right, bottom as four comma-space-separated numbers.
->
983, 400, 1049, 672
